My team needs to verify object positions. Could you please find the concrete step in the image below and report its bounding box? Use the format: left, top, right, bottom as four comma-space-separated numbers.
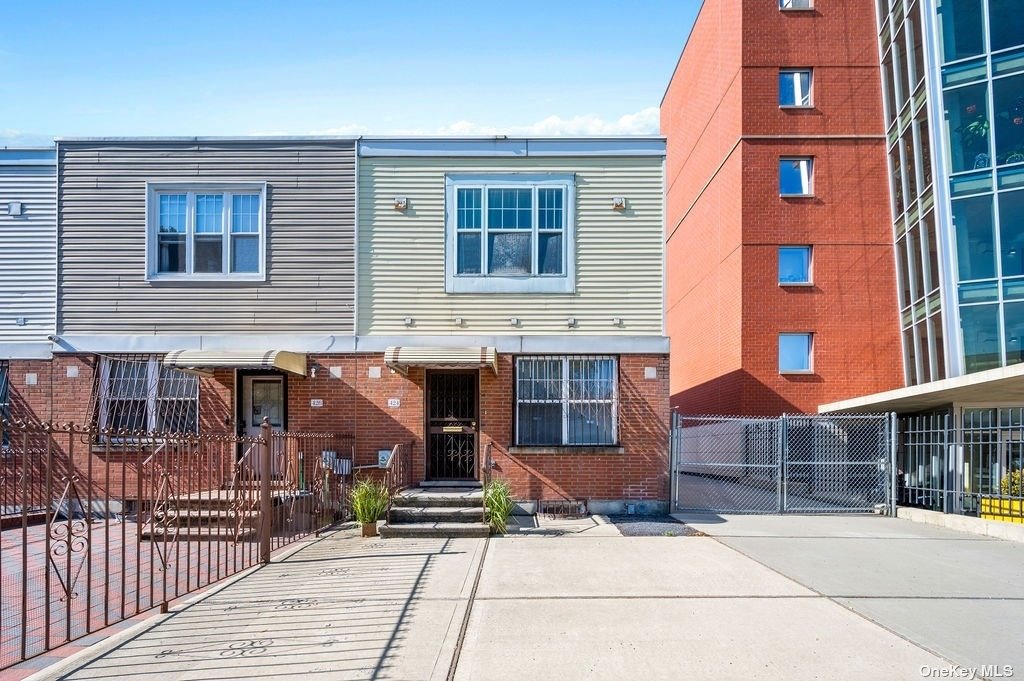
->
152, 509, 258, 526
393, 488, 484, 508
419, 480, 482, 489
140, 524, 257, 541
379, 521, 491, 539
389, 506, 485, 524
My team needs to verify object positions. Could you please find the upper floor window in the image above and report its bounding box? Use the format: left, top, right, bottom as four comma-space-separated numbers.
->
779, 333, 813, 373
146, 184, 266, 281
779, 70, 812, 107
780, 158, 814, 196
779, 246, 812, 284
780, 0, 812, 9
445, 174, 575, 293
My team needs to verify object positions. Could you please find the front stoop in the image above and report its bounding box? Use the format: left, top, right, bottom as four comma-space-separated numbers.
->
380, 486, 490, 538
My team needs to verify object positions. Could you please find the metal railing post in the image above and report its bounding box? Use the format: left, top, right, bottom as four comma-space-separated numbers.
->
890, 411, 898, 517
260, 418, 272, 564
777, 415, 786, 513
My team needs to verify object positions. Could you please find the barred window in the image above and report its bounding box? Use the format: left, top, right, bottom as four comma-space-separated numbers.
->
98, 355, 198, 434
515, 356, 617, 446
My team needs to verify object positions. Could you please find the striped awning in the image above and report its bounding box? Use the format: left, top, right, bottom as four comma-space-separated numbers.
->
163, 350, 307, 376
384, 346, 497, 374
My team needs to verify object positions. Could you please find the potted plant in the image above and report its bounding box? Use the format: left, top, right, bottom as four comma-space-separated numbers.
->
980, 470, 1023, 524
351, 479, 390, 537
484, 479, 515, 535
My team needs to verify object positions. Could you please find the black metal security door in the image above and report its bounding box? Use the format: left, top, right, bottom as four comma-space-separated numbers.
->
426, 371, 478, 480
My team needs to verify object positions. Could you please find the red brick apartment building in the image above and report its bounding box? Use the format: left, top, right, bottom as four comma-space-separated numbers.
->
661, 0, 903, 416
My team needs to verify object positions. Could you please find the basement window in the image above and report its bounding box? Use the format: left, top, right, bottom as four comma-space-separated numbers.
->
96, 355, 199, 435
515, 355, 617, 446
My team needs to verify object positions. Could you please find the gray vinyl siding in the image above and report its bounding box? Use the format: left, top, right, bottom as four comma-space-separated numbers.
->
358, 156, 665, 335
0, 161, 56, 345
57, 140, 355, 334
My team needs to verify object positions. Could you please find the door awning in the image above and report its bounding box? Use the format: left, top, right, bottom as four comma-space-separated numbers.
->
384, 346, 497, 374
163, 350, 307, 376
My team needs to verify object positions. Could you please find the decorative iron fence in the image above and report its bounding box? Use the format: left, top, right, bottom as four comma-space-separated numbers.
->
671, 413, 896, 514
0, 419, 354, 670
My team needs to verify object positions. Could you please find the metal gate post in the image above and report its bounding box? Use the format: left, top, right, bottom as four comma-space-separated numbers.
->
669, 412, 678, 512
777, 414, 786, 513
260, 418, 272, 564
889, 412, 898, 517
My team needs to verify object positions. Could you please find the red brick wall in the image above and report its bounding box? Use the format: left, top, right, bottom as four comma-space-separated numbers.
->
663, 0, 902, 417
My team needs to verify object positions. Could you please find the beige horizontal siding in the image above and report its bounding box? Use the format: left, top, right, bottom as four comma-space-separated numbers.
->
358, 157, 664, 336
0, 166, 56, 343
58, 141, 355, 334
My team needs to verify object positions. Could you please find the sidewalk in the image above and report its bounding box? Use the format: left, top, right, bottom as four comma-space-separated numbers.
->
31, 528, 485, 680
21, 515, 983, 681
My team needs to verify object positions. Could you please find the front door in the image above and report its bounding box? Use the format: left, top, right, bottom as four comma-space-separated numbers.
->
241, 375, 285, 437
426, 371, 478, 480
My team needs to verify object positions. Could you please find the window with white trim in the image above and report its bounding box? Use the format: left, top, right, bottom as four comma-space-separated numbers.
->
780, 158, 813, 196
147, 184, 266, 280
446, 174, 575, 293
779, 69, 812, 107
97, 355, 199, 434
515, 356, 617, 446
778, 333, 813, 373
779, 246, 812, 284
780, 0, 812, 9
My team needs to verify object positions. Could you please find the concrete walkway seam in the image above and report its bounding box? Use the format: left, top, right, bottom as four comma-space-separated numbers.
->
446, 535, 490, 681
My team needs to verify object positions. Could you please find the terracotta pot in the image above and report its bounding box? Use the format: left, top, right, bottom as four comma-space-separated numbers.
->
361, 522, 377, 537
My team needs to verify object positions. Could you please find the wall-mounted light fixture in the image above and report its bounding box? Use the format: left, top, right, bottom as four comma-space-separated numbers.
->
403, 317, 414, 327
611, 197, 626, 210
393, 196, 408, 211
14, 317, 26, 326
612, 317, 623, 327
567, 317, 578, 328
7, 202, 23, 216
509, 317, 520, 326
454, 317, 464, 326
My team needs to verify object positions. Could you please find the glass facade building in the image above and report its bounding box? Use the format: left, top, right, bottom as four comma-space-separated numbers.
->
878, 0, 1024, 384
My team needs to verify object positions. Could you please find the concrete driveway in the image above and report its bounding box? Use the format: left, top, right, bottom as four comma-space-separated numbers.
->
676, 513, 1024, 677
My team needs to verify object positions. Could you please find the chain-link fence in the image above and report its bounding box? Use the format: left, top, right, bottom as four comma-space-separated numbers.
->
671, 413, 895, 514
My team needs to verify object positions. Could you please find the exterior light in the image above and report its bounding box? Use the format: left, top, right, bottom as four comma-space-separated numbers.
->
393, 196, 408, 210
510, 317, 520, 326
567, 317, 578, 328
8, 202, 23, 216
611, 197, 626, 210
403, 317, 414, 327
612, 318, 623, 326
454, 317, 464, 326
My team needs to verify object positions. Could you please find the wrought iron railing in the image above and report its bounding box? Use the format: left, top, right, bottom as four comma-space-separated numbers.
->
0, 418, 352, 671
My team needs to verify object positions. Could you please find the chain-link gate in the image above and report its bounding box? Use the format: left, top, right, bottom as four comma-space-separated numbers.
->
671, 413, 896, 514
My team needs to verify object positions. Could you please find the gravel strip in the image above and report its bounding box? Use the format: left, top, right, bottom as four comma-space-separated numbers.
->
605, 515, 707, 537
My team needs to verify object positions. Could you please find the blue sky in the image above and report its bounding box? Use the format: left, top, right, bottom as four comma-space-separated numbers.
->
0, 1, 700, 145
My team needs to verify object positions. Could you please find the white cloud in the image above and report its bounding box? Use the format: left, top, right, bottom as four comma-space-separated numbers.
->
314, 106, 660, 137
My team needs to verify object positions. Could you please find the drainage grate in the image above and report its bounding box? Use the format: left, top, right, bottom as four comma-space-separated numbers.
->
538, 499, 587, 518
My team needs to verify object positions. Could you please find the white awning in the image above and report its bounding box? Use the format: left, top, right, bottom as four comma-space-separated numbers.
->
163, 350, 307, 376
384, 346, 497, 374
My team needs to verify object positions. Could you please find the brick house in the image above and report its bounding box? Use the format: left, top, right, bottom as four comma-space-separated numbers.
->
19, 136, 670, 513
661, 0, 904, 416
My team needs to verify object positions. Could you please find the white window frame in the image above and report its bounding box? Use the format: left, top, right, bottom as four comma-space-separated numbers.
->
778, 245, 813, 286
779, 69, 813, 108
444, 173, 576, 294
780, 0, 813, 10
97, 355, 199, 436
780, 157, 814, 197
514, 355, 618, 446
145, 182, 268, 282
778, 333, 814, 374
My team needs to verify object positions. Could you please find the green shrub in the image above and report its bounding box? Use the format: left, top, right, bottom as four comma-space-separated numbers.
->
1000, 470, 1024, 497
484, 480, 515, 534
351, 479, 390, 524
